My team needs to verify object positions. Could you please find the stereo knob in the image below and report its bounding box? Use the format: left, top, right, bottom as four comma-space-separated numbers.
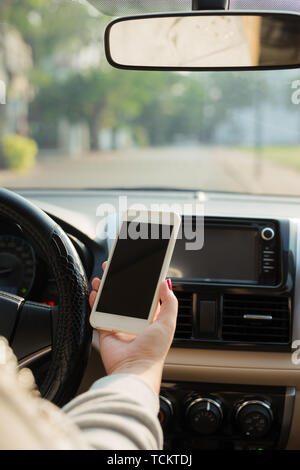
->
235, 400, 273, 438
261, 227, 275, 241
185, 397, 223, 435
159, 395, 174, 430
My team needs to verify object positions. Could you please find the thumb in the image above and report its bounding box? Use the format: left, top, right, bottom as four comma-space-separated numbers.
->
156, 280, 178, 332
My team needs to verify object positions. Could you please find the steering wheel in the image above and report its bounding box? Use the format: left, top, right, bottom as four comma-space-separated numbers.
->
0, 188, 91, 406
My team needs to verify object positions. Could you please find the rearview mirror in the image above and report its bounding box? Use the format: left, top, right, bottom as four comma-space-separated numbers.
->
105, 11, 300, 71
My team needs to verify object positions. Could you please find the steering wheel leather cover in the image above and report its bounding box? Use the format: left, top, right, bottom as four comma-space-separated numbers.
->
0, 188, 92, 406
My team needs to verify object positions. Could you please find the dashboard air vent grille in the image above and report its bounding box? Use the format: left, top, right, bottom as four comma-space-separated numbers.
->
222, 295, 290, 344
174, 291, 193, 340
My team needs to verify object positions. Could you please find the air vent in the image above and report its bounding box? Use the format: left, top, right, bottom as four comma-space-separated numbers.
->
222, 295, 291, 344
174, 291, 193, 340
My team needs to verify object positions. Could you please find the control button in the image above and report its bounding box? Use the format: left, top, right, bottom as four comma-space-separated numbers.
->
263, 266, 275, 270
185, 397, 223, 435
261, 228, 275, 241
235, 400, 273, 438
159, 395, 174, 430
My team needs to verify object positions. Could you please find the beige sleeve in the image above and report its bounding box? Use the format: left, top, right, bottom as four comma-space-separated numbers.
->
0, 337, 87, 450
0, 337, 163, 450
63, 374, 163, 450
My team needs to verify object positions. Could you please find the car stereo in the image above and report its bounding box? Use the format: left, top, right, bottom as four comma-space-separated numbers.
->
169, 217, 284, 287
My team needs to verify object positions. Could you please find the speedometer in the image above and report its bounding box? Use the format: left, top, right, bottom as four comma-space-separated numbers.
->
0, 235, 36, 298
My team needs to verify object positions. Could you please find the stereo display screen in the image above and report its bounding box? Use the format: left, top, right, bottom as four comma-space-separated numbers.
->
169, 226, 259, 283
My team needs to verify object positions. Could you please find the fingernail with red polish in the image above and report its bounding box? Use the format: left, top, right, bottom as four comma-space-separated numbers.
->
167, 279, 173, 291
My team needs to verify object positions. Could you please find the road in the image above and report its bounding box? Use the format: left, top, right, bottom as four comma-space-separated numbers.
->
1, 146, 300, 196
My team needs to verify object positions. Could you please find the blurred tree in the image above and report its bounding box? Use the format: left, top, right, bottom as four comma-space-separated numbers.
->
0, 0, 105, 142
0, 0, 277, 152
0, 0, 103, 64
30, 69, 159, 150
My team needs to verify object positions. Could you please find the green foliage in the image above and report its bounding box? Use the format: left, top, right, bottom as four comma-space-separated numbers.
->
1, 134, 38, 172
0, 0, 103, 63
1, 0, 280, 152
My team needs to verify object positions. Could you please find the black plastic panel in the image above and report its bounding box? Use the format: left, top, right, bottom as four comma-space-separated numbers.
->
171, 217, 295, 351
160, 382, 291, 450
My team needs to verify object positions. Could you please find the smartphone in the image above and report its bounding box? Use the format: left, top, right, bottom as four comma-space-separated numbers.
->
89, 210, 181, 335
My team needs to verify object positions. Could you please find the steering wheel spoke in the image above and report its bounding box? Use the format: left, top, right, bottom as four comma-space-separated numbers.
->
12, 299, 54, 362
0, 290, 23, 342
0, 290, 54, 363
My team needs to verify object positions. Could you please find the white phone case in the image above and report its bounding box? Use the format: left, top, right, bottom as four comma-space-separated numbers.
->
89, 209, 181, 335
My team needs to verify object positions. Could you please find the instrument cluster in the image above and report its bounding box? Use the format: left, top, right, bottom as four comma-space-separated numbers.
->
0, 219, 57, 304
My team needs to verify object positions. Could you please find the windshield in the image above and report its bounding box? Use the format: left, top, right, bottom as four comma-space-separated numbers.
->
0, 0, 299, 195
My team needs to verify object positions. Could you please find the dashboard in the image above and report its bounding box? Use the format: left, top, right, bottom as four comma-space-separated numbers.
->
170, 216, 293, 350
5, 188, 300, 449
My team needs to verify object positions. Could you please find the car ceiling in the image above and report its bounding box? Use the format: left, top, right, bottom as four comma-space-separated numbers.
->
89, 0, 300, 16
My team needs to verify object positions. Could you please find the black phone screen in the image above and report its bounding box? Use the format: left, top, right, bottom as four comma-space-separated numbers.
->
96, 221, 173, 319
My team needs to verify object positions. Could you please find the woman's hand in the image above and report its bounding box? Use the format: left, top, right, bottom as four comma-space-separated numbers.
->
89, 262, 178, 394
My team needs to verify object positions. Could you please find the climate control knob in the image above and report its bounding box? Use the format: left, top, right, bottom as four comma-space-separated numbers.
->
185, 397, 223, 435
159, 395, 174, 430
235, 400, 273, 438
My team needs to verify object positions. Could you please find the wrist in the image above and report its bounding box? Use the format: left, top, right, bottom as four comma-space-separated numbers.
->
109, 359, 164, 395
